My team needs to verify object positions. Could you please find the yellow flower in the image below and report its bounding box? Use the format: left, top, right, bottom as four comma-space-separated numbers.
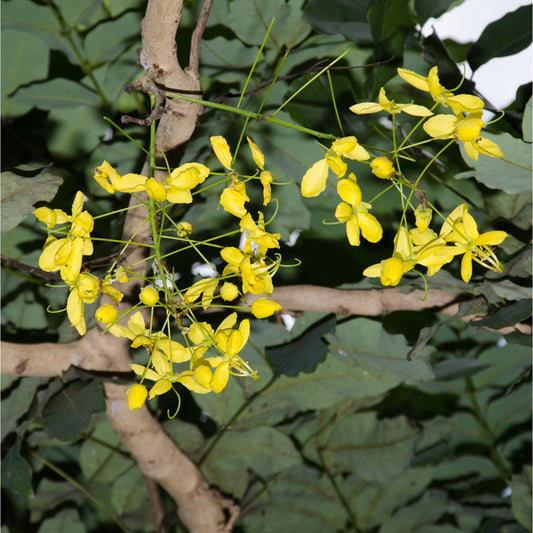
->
66, 272, 100, 335
423, 108, 503, 161
139, 286, 159, 306
301, 158, 329, 197
260, 170, 273, 205
251, 298, 282, 318
397, 66, 455, 108
130, 350, 174, 400
183, 278, 219, 309
166, 163, 210, 204
127, 384, 148, 410
247, 136, 265, 170
145, 177, 166, 201
409, 227, 460, 276
363, 227, 415, 286
36, 192, 94, 283
95, 304, 118, 324
370, 157, 396, 179
330, 136, 370, 161
93, 161, 147, 193
414, 204, 432, 232
210, 136, 233, 170
440, 204, 507, 282
220, 179, 249, 218
334, 175, 383, 246
239, 212, 280, 258
221, 247, 275, 295
220, 282, 239, 301
350, 87, 433, 117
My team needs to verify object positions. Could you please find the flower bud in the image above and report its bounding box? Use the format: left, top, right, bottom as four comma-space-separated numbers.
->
380, 257, 403, 286
415, 204, 432, 232
127, 384, 148, 410
220, 282, 239, 301
95, 304, 118, 324
370, 156, 396, 179
176, 221, 193, 238
251, 298, 282, 318
140, 286, 159, 306
455, 118, 483, 142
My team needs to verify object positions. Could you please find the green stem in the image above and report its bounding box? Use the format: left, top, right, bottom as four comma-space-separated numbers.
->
166, 94, 336, 140
31, 451, 130, 532
465, 377, 511, 482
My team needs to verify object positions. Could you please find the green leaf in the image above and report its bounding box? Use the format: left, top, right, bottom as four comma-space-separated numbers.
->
379, 490, 449, 533
1, 439, 33, 496
1, 29, 50, 118
456, 132, 533, 194
303, 0, 372, 42
471, 299, 532, 330
55, 0, 103, 30
45, 106, 105, 158
483, 189, 532, 231
28, 479, 85, 522
200, 37, 259, 84
111, 467, 148, 515
521, 94, 532, 145
511, 466, 532, 530
322, 412, 420, 482
163, 418, 205, 462
367, 0, 416, 93
37, 508, 85, 533
79, 417, 132, 483
467, 5, 533, 72
266, 314, 335, 377
471, 343, 531, 389
326, 317, 434, 386
346, 467, 435, 530
84, 11, 140, 66
1, 170, 63, 234
1, 377, 49, 440
40, 379, 105, 442
2, 1, 75, 63
414, 0, 457, 26
487, 382, 532, 440
13, 79, 100, 110
238, 464, 346, 533
204, 426, 301, 479
228, 0, 311, 48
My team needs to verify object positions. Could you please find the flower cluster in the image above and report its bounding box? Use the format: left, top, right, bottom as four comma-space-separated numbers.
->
297, 66, 507, 285
35, 192, 125, 334
35, 136, 284, 411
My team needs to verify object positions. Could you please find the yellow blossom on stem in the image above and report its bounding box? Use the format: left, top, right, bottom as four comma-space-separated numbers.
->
363, 227, 415, 286
349, 87, 433, 117
93, 161, 147, 193
183, 278, 219, 309
440, 204, 507, 282
127, 384, 148, 410
239, 212, 280, 258
140, 286, 159, 306
334, 174, 383, 246
251, 298, 282, 318
220, 178, 249, 218
95, 304, 118, 324
166, 163, 210, 204
259, 170, 273, 205
301, 158, 329, 197
370, 157, 396, 179
220, 282, 239, 301
247, 136, 265, 169
66, 272, 100, 335
210, 136, 233, 170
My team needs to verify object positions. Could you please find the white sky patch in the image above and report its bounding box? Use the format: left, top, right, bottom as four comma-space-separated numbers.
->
285, 229, 301, 247
191, 261, 218, 278
422, 0, 532, 110
281, 313, 296, 332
